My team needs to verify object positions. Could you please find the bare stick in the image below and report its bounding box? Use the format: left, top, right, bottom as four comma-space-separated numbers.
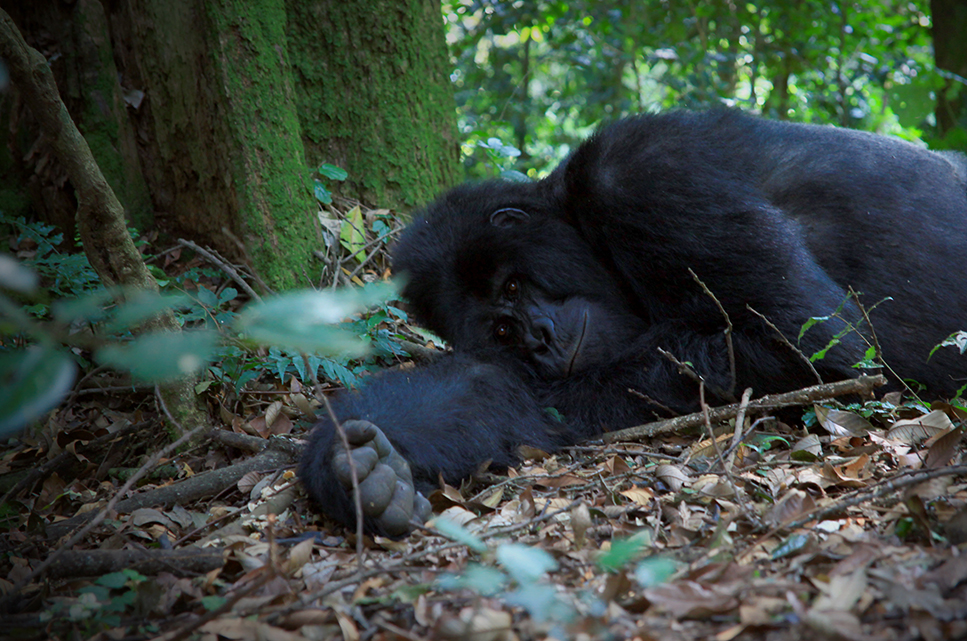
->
177, 238, 262, 302
603, 374, 886, 442
689, 268, 736, 399
658, 347, 705, 387
729, 387, 754, 466
747, 304, 823, 385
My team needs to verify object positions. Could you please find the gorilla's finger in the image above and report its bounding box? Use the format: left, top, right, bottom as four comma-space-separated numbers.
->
357, 464, 398, 517
377, 479, 417, 535
332, 446, 378, 487
342, 420, 378, 446
413, 492, 432, 524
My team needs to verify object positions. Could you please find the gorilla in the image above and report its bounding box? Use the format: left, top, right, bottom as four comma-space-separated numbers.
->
299, 109, 967, 536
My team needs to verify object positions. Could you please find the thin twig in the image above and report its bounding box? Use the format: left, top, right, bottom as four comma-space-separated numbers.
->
658, 347, 705, 388
747, 304, 823, 384
689, 268, 736, 399
304, 354, 365, 572
729, 387, 754, 462
177, 238, 261, 302
738, 464, 967, 562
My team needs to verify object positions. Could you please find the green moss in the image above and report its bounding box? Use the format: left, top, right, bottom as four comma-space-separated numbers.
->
285, 0, 459, 210
73, 0, 154, 230
207, 0, 322, 290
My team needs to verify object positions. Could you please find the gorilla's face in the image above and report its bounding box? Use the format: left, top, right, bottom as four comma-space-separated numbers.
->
393, 182, 645, 379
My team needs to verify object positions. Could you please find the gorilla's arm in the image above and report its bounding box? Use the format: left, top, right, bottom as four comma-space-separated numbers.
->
299, 353, 568, 536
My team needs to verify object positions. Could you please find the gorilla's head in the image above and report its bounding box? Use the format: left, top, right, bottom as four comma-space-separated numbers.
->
393, 180, 645, 379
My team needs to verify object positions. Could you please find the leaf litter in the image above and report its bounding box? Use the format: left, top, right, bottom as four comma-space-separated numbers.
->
1, 309, 966, 640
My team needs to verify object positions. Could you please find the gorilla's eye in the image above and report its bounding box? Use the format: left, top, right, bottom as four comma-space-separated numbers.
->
494, 322, 513, 342
504, 278, 520, 299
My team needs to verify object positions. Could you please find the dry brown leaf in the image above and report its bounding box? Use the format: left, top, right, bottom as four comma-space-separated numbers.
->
436, 606, 514, 641
284, 537, 314, 575
642, 581, 740, 618
620, 486, 655, 507
812, 569, 868, 611
925, 427, 963, 469
815, 405, 874, 437
655, 464, 689, 491
537, 473, 585, 488
605, 455, 632, 475
766, 489, 816, 526
571, 502, 591, 548
200, 618, 305, 641
887, 409, 953, 443
265, 400, 283, 428
480, 487, 504, 508
792, 433, 823, 459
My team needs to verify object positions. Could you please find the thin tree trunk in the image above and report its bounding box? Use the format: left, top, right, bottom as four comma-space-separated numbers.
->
0, 8, 206, 438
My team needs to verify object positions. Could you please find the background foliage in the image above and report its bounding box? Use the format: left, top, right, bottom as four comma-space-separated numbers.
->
446, 0, 950, 178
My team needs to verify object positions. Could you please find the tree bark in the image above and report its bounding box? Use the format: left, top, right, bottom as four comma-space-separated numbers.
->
286, 0, 459, 210
0, 7, 206, 438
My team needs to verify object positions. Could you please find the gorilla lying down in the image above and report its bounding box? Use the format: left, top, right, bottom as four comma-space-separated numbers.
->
300, 109, 967, 536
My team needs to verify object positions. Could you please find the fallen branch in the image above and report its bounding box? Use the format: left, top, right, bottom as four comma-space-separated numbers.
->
605, 375, 887, 442
47, 548, 223, 580
46, 438, 298, 540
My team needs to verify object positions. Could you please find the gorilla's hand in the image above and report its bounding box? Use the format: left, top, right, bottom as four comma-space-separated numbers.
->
332, 420, 432, 536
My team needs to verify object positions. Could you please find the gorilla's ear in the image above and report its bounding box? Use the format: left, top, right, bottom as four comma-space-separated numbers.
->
489, 208, 530, 228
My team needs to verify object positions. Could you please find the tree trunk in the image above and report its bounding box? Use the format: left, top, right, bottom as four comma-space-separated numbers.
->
286, 0, 459, 210
931, 0, 967, 145
3, 0, 459, 288
0, 0, 153, 236
0, 7, 207, 439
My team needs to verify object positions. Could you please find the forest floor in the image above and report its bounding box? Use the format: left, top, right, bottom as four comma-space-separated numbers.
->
2, 232, 967, 641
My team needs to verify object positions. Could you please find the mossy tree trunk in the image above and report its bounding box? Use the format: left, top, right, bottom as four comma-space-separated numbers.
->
2, 0, 459, 289
286, 0, 460, 210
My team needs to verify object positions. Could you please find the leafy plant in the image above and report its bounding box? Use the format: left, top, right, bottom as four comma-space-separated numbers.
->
0, 244, 401, 436
312, 162, 348, 206
39, 569, 155, 635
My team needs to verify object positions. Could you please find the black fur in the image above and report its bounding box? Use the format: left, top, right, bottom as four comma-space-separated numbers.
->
300, 110, 967, 535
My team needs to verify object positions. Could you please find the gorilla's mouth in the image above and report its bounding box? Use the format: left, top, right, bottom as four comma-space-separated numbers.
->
565, 310, 589, 376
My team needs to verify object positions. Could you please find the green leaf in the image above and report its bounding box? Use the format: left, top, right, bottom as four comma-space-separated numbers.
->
430, 516, 487, 553
95, 571, 134, 589
0, 254, 38, 293
634, 557, 679, 587
771, 533, 811, 559
0, 345, 76, 437
106, 291, 191, 333
499, 169, 531, 183
597, 531, 652, 572
437, 564, 507, 595
495, 543, 557, 584
318, 163, 348, 181
339, 205, 367, 264
505, 584, 574, 623
314, 181, 332, 205
235, 284, 396, 356
98, 330, 218, 382
200, 595, 227, 611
